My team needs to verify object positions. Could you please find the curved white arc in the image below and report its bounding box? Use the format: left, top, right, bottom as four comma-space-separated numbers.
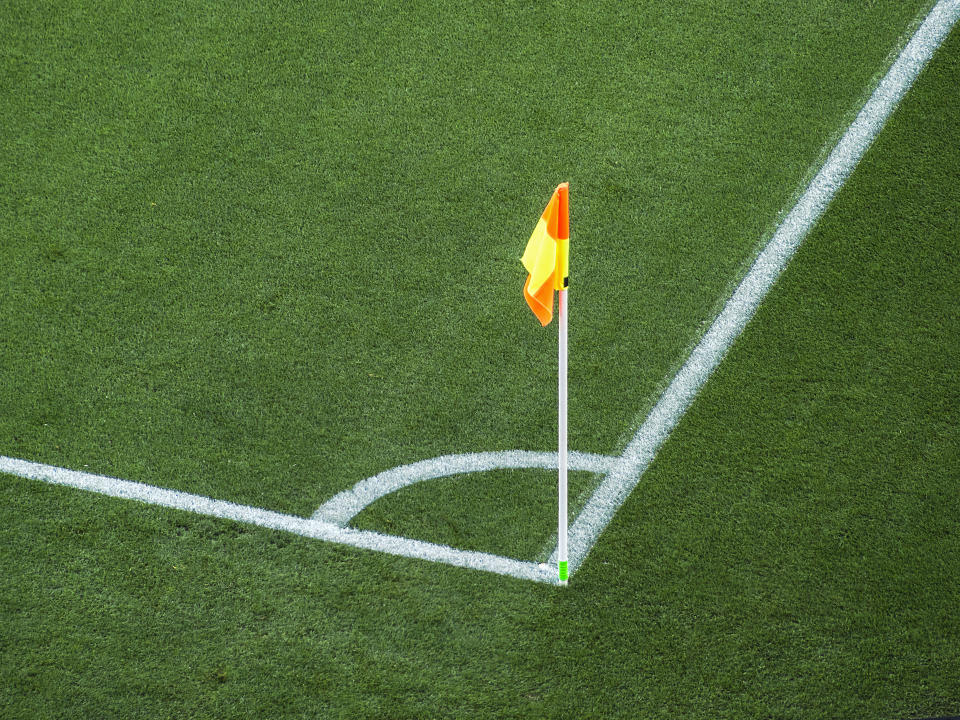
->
312, 450, 617, 527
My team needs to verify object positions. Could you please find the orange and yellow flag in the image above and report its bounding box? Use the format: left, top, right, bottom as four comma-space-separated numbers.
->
521, 183, 569, 326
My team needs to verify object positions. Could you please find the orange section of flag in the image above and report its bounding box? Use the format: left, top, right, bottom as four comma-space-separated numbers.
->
521, 183, 569, 326
523, 272, 555, 326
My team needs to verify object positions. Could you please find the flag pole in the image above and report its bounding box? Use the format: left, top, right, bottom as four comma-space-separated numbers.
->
558, 286, 569, 585
519, 181, 569, 585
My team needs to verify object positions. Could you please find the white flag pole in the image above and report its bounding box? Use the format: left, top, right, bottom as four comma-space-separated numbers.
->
558, 286, 569, 585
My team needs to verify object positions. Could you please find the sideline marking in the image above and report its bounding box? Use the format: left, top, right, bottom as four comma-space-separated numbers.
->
559, 0, 960, 573
2, 0, 957, 584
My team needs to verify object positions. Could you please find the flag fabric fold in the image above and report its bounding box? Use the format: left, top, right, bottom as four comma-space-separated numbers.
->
521, 183, 569, 326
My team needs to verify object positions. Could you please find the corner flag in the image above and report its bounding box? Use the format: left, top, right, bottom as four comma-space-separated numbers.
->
520, 183, 571, 585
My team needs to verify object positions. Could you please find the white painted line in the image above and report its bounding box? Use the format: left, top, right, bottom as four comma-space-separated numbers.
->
2, 0, 956, 585
559, 0, 960, 574
0, 455, 557, 584
313, 450, 616, 526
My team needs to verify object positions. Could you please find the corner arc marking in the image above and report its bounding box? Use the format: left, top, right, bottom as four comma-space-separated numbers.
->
312, 450, 617, 527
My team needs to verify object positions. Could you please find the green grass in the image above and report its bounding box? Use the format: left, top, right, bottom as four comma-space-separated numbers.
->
351, 468, 602, 561
0, 0, 927, 516
2, 1, 958, 717
594, 24, 960, 716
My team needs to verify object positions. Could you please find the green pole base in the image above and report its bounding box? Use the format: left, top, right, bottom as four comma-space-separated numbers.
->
558, 561, 568, 583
